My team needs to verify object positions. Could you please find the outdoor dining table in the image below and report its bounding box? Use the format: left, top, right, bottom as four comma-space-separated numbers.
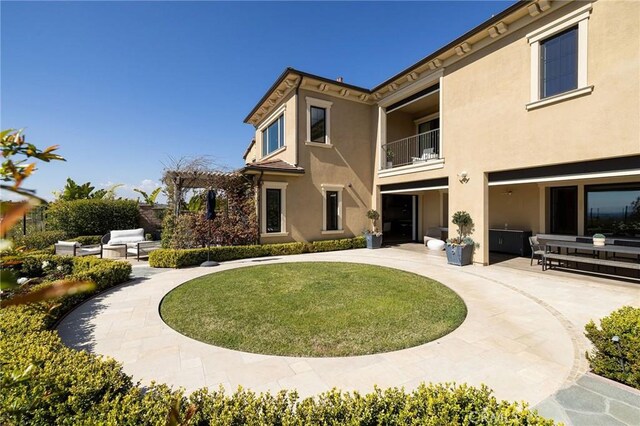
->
545, 241, 640, 257
542, 240, 640, 274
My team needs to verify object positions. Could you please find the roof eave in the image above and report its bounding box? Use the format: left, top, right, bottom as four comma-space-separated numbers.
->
371, 0, 529, 92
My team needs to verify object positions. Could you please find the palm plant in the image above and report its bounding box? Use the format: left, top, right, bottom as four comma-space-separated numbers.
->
134, 187, 162, 205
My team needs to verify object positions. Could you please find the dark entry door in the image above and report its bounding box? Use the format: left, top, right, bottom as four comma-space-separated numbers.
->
550, 186, 578, 235
382, 194, 416, 243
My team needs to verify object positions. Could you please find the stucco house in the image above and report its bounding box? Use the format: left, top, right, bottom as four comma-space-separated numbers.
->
240, 0, 640, 266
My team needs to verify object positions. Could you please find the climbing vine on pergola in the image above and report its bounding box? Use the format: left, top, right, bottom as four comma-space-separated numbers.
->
162, 160, 258, 247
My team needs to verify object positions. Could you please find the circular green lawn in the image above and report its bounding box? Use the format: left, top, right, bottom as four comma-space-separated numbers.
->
160, 262, 467, 357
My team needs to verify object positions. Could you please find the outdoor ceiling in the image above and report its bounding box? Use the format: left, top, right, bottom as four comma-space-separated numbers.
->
389, 91, 439, 116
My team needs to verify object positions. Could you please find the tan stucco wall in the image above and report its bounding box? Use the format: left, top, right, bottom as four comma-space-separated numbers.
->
489, 184, 540, 233
244, 143, 258, 164
258, 89, 375, 243
421, 190, 444, 236
254, 90, 298, 166
439, 0, 639, 264
387, 110, 416, 143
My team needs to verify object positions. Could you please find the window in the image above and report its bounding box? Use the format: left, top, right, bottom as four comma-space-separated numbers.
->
306, 97, 332, 145
310, 106, 326, 143
265, 189, 281, 233
540, 26, 578, 98
261, 114, 285, 157
526, 4, 592, 109
326, 191, 338, 231
321, 184, 343, 233
261, 182, 287, 236
585, 184, 640, 237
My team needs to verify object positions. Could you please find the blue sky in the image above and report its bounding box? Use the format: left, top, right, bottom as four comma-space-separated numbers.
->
2, 1, 513, 201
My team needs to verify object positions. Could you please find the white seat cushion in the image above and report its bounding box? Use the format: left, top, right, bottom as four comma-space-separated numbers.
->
427, 239, 446, 251
109, 228, 145, 244
57, 240, 80, 247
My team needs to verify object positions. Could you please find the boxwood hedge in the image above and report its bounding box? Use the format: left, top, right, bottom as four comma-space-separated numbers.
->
149, 237, 367, 268
1, 252, 556, 424
585, 306, 640, 389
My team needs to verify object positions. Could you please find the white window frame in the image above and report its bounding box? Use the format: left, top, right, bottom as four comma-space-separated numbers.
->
261, 182, 288, 237
321, 184, 344, 234
526, 3, 593, 110
258, 104, 286, 159
306, 97, 332, 146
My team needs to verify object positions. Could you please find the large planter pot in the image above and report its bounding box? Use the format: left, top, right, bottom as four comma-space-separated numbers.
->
366, 234, 383, 249
446, 243, 473, 266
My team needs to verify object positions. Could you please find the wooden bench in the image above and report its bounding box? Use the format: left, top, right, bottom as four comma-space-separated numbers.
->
544, 253, 640, 271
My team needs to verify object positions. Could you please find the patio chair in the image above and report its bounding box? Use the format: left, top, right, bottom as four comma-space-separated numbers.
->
102, 228, 160, 260
126, 240, 162, 261
529, 236, 545, 266
55, 241, 102, 257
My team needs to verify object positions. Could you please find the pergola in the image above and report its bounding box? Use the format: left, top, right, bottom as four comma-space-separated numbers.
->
164, 169, 246, 216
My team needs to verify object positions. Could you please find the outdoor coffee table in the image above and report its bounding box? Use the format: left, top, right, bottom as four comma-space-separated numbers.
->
101, 244, 127, 259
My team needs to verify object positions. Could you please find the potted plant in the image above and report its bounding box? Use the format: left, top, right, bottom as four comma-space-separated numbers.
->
446, 211, 475, 266
592, 233, 606, 246
365, 209, 383, 249
385, 149, 394, 169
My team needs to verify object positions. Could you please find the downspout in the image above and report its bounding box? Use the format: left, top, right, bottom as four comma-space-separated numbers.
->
295, 76, 303, 167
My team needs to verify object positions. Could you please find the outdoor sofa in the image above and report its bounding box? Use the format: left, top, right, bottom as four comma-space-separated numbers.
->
101, 228, 161, 260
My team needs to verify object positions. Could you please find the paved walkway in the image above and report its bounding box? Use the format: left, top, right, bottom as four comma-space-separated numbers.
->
57, 248, 639, 411
536, 373, 640, 425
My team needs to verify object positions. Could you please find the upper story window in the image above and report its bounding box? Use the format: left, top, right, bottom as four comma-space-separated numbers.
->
262, 114, 285, 157
526, 3, 593, 110
310, 106, 326, 143
540, 26, 578, 98
306, 97, 332, 145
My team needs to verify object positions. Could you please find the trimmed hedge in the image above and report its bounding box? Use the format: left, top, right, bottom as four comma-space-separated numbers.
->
69, 235, 103, 245
0, 252, 556, 424
12, 230, 68, 251
585, 306, 640, 389
149, 236, 367, 268
46, 199, 140, 237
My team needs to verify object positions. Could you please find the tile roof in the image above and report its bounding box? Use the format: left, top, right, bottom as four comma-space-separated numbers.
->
242, 158, 305, 174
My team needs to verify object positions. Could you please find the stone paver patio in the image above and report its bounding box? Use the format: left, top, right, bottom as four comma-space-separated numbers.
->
536, 373, 640, 425
57, 247, 639, 415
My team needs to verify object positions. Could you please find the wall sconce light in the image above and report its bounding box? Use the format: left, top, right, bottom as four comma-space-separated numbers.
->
458, 171, 469, 184
502, 190, 513, 196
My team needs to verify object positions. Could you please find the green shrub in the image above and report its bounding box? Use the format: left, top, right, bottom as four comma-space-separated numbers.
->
12, 230, 68, 251
69, 235, 103, 245
69, 257, 132, 291
585, 306, 640, 389
46, 199, 140, 237
20, 254, 74, 278
1, 331, 133, 424
311, 236, 365, 252
149, 237, 367, 268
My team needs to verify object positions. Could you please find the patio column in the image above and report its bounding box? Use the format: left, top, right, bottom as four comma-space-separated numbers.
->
448, 170, 489, 265
376, 106, 386, 171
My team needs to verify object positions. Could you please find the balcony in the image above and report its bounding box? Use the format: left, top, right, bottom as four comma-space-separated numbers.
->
381, 129, 441, 170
